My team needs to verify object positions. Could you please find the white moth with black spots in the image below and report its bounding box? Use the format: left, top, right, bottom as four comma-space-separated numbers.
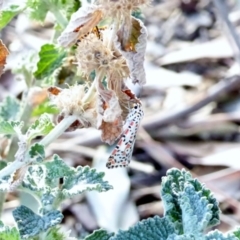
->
106, 103, 144, 168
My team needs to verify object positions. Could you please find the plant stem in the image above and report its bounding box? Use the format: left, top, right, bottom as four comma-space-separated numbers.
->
7, 103, 33, 161
0, 93, 34, 217
0, 193, 6, 217
0, 161, 24, 179
40, 115, 77, 147
82, 78, 97, 103
0, 115, 77, 179
50, 7, 68, 29
108, 20, 119, 49
41, 0, 68, 29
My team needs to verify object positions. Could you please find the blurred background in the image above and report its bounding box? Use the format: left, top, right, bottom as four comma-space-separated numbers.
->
2, 0, 240, 238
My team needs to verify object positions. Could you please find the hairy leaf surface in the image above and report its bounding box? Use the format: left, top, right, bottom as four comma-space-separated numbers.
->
85, 229, 114, 240
13, 205, 63, 239
26, 114, 54, 141
109, 216, 175, 240
0, 4, 25, 30
62, 166, 113, 198
34, 44, 67, 80
0, 121, 23, 135
0, 221, 20, 240
0, 96, 20, 121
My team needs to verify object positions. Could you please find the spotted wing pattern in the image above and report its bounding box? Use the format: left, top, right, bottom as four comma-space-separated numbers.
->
106, 103, 144, 168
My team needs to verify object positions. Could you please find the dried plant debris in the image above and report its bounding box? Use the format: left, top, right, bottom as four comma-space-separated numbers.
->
0, 40, 9, 77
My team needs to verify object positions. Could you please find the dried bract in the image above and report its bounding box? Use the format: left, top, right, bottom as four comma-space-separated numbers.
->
100, 119, 123, 145
97, 90, 123, 144
98, 89, 122, 123
58, 5, 103, 47
116, 17, 147, 85
0, 40, 9, 77
97, 97, 123, 145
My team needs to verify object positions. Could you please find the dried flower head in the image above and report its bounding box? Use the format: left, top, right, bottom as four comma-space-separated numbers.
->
76, 31, 130, 80
108, 56, 130, 79
97, 0, 151, 19
50, 85, 97, 128
58, 5, 103, 47
76, 33, 114, 75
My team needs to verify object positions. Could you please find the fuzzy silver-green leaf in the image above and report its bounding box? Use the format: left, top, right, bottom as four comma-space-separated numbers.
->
109, 216, 175, 240
62, 166, 113, 198
0, 96, 20, 121
13, 205, 63, 239
26, 114, 55, 141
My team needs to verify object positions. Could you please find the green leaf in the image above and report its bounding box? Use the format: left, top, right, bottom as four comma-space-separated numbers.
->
12, 51, 39, 87
45, 227, 65, 240
233, 228, 240, 239
109, 216, 175, 240
0, 220, 21, 240
26, 0, 49, 22
29, 143, 45, 162
0, 121, 23, 135
206, 230, 238, 240
132, 9, 144, 21
179, 184, 213, 236
26, 114, 54, 141
59, 0, 81, 20
41, 189, 59, 209
0, 174, 14, 192
32, 101, 59, 117
62, 166, 113, 198
0, 96, 20, 121
167, 234, 198, 240
44, 155, 74, 186
34, 44, 67, 80
26, 0, 80, 24
85, 229, 114, 240
13, 205, 63, 239
22, 165, 46, 193
21, 165, 60, 207
160, 169, 220, 234
0, 5, 26, 30
0, 161, 7, 170
45, 226, 77, 240
179, 184, 212, 236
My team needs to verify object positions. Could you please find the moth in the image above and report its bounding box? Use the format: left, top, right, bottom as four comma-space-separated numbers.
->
106, 103, 144, 168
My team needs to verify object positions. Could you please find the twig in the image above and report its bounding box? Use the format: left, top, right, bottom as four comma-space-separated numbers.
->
213, 0, 240, 66
177, 112, 240, 129
142, 75, 240, 129
138, 127, 185, 169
